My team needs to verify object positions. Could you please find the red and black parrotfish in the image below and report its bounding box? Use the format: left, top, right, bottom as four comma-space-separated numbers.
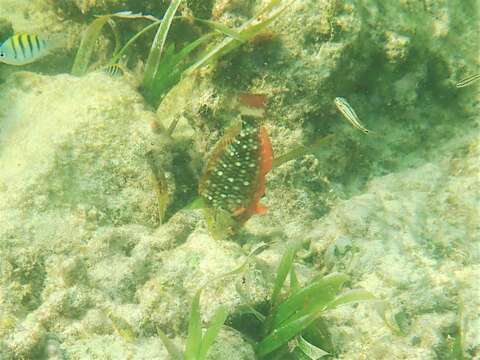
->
198, 94, 274, 224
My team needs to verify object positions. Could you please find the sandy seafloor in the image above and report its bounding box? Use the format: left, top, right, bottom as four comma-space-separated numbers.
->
0, 0, 479, 359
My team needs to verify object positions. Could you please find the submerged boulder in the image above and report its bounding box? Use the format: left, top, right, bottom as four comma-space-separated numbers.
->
0, 71, 164, 241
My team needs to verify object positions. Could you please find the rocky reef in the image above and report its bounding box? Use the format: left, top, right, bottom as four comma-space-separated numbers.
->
0, 0, 478, 359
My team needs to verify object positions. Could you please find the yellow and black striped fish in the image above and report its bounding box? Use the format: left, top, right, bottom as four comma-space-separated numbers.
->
102, 64, 126, 77
0, 33, 50, 65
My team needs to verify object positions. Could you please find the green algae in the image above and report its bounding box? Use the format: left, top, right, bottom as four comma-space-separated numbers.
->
1, 0, 479, 359
146, 0, 293, 106
227, 245, 375, 358
71, 15, 115, 76
183, 290, 228, 360
143, 0, 183, 95
71, 0, 291, 109
144, 33, 215, 106
158, 245, 262, 359
186, 0, 215, 19
270, 244, 297, 308
257, 273, 374, 358
71, 11, 161, 76
272, 134, 336, 169
184, 0, 292, 76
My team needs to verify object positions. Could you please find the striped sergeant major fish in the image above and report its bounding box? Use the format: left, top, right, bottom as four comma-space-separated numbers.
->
334, 97, 370, 134
0, 33, 51, 66
102, 64, 126, 77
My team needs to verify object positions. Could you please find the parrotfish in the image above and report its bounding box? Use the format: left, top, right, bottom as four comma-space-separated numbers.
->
0, 33, 52, 66
199, 94, 273, 224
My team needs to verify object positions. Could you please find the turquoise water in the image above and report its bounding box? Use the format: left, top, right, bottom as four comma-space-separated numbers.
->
0, 0, 478, 359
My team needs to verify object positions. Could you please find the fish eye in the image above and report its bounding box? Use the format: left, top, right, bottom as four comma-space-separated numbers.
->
0, 53, 4, 57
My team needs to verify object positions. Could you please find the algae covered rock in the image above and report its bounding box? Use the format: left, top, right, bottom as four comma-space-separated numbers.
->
186, 0, 215, 19
204, 0, 478, 228
207, 328, 256, 360
0, 0, 478, 358
135, 231, 270, 333
0, 71, 162, 358
306, 132, 480, 358
0, 71, 163, 233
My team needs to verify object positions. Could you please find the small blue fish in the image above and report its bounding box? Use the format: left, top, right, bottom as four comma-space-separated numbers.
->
0, 33, 51, 65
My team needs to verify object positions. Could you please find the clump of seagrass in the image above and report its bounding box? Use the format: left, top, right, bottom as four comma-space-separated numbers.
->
157, 287, 228, 360
72, 0, 292, 107
156, 245, 263, 359
231, 244, 375, 359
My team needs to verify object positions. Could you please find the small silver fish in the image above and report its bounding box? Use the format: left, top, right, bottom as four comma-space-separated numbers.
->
334, 97, 370, 134
456, 74, 480, 88
0, 33, 50, 65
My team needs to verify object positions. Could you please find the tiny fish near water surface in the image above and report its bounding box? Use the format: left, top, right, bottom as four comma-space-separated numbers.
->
0, 33, 51, 65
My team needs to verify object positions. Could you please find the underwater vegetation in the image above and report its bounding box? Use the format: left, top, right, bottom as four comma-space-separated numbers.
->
230, 245, 375, 359
157, 244, 375, 359
67, 0, 297, 233
0, 0, 479, 359
68, 0, 355, 237
71, 0, 291, 107
0, 0, 410, 236
158, 286, 228, 360
157, 248, 252, 360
